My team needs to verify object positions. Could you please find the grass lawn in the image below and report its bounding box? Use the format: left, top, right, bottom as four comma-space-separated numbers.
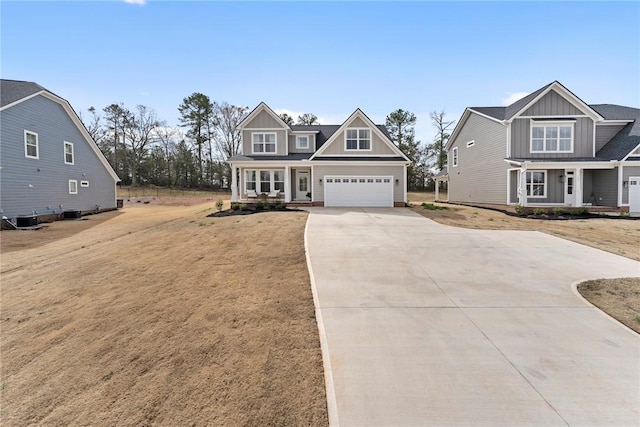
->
408, 191, 640, 334
1, 203, 328, 426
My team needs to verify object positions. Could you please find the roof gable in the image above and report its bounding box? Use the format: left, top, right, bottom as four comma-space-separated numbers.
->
0, 79, 46, 110
239, 102, 291, 130
309, 109, 409, 161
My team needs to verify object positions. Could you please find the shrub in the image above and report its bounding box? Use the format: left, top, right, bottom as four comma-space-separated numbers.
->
255, 201, 265, 210
515, 204, 524, 215
571, 207, 588, 216
230, 203, 240, 210
552, 207, 566, 216
421, 202, 448, 211
215, 199, 224, 211
533, 208, 546, 216
239, 203, 247, 210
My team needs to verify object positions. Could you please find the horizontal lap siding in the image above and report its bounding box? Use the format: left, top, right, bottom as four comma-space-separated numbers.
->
312, 165, 405, 203
582, 170, 593, 204
592, 169, 618, 206
0, 96, 116, 219
448, 113, 507, 205
242, 129, 287, 156
595, 125, 626, 152
288, 134, 315, 153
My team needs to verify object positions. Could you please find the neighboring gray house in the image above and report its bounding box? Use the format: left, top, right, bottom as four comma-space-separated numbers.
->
442, 81, 640, 213
229, 103, 410, 207
0, 79, 120, 221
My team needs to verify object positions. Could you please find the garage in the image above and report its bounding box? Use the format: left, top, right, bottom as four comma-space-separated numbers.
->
324, 176, 393, 207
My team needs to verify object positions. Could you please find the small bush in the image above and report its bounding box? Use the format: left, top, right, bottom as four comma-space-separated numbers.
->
255, 201, 265, 210
230, 203, 240, 210
275, 202, 285, 210
215, 199, 224, 211
552, 207, 566, 216
515, 204, 524, 215
239, 203, 247, 210
571, 207, 588, 216
533, 208, 546, 216
421, 203, 448, 211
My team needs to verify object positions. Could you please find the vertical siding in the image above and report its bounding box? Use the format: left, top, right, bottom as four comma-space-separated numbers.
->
0, 95, 116, 219
242, 129, 287, 155
522, 90, 583, 116
312, 165, 405, 203
243, 110, 285, 129
591, 169, 618, 206
510, 117, 593, 158
622, 164, 640, 204
448, 113, 508, 204
319, 126, 395, 155
509, 170, 518, 203
595, 124, 626, 153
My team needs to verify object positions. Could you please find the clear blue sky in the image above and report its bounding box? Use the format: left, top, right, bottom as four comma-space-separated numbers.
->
2, 1, 639, 143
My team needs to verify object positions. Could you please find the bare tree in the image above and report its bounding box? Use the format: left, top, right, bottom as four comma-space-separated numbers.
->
125, 105, 162, 186
297, 113, 319, 125
427, 111, 455, 171
279, 113, 294, 126
152, 126, 180, 186
213, 102, 248, 186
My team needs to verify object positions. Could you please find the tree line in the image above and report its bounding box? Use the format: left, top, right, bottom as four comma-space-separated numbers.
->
81, 96, 452, 191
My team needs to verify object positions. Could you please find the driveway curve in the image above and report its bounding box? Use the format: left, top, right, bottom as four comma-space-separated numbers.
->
305, 208, 640, 427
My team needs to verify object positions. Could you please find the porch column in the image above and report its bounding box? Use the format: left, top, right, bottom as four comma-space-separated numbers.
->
574, 167, 583, 207
518, 169, 527, 206
435, 180, 440, 201
231, 164, 238, 202
284, 166, 292, 202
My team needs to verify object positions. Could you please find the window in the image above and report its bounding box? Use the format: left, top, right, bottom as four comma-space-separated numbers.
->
69, 180, 78, 194
531, 123, 573, 153
25, 130, 39, 159
526, 171, 546, 198
246, 170, 256, 192
260, 171, 271, 192
466, 140, 475, 148
80, 180, 89, 187
252, 132, 277, 153
296, 135, 309, 149
345, 128, 371, 150
274, 170, 285, 192
452, 147, 458, 167
64, 142, 74, 165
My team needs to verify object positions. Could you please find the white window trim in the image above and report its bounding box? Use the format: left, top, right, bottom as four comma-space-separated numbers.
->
525, 170, 547, 198
251, 132, 277, 154
466, 140, 475, 148
64, 141, 74, 165
245, 170, 257, 192
69, 179, 78, 194
24, 130, 39, 159
344, 128, 372, 151
80, 180, 89, 187
245, 169, 285, 194
296, 135, 309, 149
530, 122, 574, 154
452, 147, 458, 167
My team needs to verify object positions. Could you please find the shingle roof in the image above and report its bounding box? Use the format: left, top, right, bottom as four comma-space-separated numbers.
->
503, 82, 555, 120
1, 79, 45, 107
313, 156, 406, 162
470, 107, 506, 120
434, 167, 448, 177
597, 121, 640, 160
590, 104, 640, 120
229, 153, 312, 161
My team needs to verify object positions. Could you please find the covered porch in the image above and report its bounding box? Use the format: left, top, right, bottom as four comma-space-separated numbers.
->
230, 163, 313, 204
506, 160, 620, 208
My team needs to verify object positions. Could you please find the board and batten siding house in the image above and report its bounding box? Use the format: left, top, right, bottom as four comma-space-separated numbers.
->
229, 103, 410, 207
441, 81, 640, 214
0, 80, 120, 221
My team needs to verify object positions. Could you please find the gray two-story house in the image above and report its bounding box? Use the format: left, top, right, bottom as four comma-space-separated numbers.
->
443, 81, 640, 214
0, 79, 120, 221
229, 103, 410, 207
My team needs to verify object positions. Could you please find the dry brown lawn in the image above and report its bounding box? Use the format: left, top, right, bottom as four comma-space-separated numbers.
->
409, 191, 640, 334
1, 203, 328, 426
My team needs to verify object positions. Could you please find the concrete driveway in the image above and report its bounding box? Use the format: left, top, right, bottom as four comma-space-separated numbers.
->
305, 208, 640, 426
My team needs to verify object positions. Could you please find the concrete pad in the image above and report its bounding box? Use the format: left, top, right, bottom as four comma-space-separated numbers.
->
305, 208, 640, 426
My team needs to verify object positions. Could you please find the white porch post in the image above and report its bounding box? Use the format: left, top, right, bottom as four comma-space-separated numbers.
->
231, 164, 238, 202
435, 180, 440, 201
574, 167, 583, 207
284, 166, 292, 203
518, 169, 527, 206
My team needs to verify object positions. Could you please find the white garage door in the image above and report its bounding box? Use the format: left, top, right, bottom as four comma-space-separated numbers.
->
324, 176, 393, 207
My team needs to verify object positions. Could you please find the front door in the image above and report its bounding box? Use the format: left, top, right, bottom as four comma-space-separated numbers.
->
564, 170, 575, 206
296, 171, 309, 200
629, 176, 640, 216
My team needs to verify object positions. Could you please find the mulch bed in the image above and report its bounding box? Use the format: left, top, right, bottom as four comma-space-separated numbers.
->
208, 207, 304, 217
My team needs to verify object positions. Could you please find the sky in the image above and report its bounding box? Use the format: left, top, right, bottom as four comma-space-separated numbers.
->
2, 1, 639, 144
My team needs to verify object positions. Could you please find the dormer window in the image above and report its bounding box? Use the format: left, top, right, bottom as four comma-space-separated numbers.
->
531, 122, 573, 153
296, 135, 309, 149
252, 132, 277, 154
345, 128, 371, 151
